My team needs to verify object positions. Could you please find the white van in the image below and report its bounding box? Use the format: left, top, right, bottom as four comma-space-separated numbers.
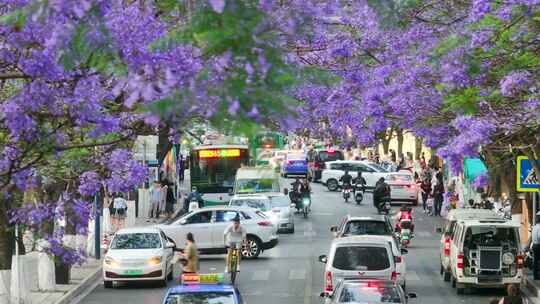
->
438, 209, 500, 281
318, 235, 408, 294
233, 167, 280, 195
448, 219, 522, 294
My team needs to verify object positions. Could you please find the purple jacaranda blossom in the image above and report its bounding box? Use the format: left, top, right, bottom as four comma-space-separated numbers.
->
500, 71, 531, 97
228, 100, 240, 116
78, 171, 102, 197
472, 172, 489, 189
209, 0, 226, 13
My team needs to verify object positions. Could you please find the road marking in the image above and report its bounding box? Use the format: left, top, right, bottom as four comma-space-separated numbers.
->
406, 270, 421, 281
251, 270, 270, 281
311, 212, 334, 216
289, 269, 306, 280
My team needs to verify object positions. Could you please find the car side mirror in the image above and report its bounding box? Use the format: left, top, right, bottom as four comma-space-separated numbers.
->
330, 226, 338, 232
407, 292, 417, 299
401, 248, 409, 255
436, 227, 443, 233
318, 255, 328, 263
165, 242, 175, 249
283, 188, 289, 195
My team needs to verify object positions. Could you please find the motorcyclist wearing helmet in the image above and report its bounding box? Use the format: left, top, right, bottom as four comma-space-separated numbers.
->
394, 204, 414, 233
340, 170, 353, 191
183, 186, 203, 212
353, 170, 367, 195
373, 177, 390, 210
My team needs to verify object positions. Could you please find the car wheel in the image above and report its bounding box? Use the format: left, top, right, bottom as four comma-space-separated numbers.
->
289, 224, 295, 234
451, 276, 456, 288
242, 236, 262, 259
456, 286, 465, 295
327, 179, 338, 191
104, 280, 113, 288
439, 264, 444, 275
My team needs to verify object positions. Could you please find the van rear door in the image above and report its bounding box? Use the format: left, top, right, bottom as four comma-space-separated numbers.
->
330, 244, 393, 283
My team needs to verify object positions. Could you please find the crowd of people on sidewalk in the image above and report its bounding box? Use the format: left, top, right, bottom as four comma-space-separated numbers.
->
147, 179, 178, 223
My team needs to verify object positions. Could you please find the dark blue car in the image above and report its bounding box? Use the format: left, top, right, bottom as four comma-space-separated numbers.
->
281, 153, 308, 177
162, 275, 243, 303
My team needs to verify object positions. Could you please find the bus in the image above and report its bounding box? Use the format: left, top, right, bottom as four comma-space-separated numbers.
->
251, 132, 285, 165
190, 145, 250, 193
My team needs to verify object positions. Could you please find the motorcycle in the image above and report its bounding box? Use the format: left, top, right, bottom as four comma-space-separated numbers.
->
377, 197, 391, 215
301, 196, 311, 218
342, 184, 352, 203
397, 219, 413, 247
354, 184, 364, 205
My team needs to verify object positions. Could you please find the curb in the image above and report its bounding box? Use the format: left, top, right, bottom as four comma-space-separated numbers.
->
54, 266, 102, 304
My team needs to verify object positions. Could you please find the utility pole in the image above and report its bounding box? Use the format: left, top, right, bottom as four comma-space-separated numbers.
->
94, 194, 101, 260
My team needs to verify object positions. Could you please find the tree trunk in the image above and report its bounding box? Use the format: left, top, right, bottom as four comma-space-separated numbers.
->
0, 187, 14, 270
396, 129, 404, 157
381, 139, 390, 155
429, 148, 438, 169
414, 137, 423, 160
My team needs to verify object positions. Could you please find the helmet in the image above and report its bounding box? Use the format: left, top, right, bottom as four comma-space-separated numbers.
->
191, 186, 197, 192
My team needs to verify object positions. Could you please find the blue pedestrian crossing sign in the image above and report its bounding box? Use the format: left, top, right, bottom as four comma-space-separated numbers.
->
517, 156, 540, 192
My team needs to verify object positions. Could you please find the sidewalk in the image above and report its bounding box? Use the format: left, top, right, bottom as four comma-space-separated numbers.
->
27, 215, 170, 304
523, 269, 540, 303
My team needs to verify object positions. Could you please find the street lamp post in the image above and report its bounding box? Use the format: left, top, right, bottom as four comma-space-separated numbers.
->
94, 194, 101, 260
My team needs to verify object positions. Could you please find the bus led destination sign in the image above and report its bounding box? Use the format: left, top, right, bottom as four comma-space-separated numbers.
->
199, 149, 241, 158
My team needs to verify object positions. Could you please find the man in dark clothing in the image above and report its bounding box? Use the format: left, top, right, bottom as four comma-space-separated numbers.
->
183, 186, 203, 212
339, 170, 353, 188
433, 172, 444, 216
373, 177, 390, 210
354, 170, 367, 196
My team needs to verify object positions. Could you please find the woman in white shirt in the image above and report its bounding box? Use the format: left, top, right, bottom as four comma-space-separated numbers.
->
112, 193, 128, 232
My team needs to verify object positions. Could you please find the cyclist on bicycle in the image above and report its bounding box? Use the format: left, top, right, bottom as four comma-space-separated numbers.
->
223, 214, 246, 272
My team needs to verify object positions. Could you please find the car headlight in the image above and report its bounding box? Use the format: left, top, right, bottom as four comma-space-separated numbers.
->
502, 252, 515, 265
147, 256, 162, 266
104, 256, 118, 267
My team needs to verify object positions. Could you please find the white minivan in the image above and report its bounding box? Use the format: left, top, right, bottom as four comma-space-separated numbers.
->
448, 219, 522, 294
318, 235, 408, 294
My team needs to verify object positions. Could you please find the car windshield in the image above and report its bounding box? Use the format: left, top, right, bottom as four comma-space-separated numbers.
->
464, 227, 519, 248
230, 198, 271, 212
333, 246, 390, 271
236, 178, 277, 193
269, 196, 290, 208
110, 233, 161, 250
339, 285, 402, 303
344, 221, 391, 236
164, 292, 235, 304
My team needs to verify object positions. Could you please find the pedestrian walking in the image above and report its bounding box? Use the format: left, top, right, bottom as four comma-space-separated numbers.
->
532, 215, 540, 280
165, 179, 176, 217
147, 181, 161, 222
159, 180, 167, 217
181, 232, 199, 277
102, 193, 112, 235
420, 176, 431, 213
432, 171, 444, 216
112, 193, 127, 232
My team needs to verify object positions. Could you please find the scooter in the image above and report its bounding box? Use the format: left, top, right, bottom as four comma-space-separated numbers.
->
377, 197, 391, 215
301, 196, 311, 218
397, 219, 413, 247
342, 185, 352, 203
354, 184, 364, 205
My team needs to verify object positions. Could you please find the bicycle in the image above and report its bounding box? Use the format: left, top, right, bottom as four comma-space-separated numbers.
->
227, 242, 241, 284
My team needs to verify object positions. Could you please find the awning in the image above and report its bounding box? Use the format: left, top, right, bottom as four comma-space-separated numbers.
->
463, 158, 487, 183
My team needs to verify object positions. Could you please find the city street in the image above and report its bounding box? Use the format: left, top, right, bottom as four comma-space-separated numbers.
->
80, 180, 506, 304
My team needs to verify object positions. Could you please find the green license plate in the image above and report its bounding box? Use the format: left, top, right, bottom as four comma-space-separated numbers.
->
124, 269, 143, 275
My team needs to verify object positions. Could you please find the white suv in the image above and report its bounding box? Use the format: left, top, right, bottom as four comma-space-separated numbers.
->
157, 206, 278, 259
318, 235, 408, 294
448, 219, 522, 294
437, 209, 500, 282
321, 161, 390, 192
229, 194, 295, 233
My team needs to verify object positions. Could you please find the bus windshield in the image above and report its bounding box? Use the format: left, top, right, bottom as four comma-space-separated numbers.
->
190, 146, 249, 193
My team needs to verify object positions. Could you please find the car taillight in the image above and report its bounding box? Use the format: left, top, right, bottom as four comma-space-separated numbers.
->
325, 271, 333, 292
518, 255, 524, 269
287, 160, 293, 165
457, 253, 464, 269
444, 238, 451, 256
257, 221, 273, 227
391, 271, 398, 281
408, 184, 416, 189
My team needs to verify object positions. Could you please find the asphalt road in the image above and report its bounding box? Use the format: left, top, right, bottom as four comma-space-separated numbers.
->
79, 180, 506, 304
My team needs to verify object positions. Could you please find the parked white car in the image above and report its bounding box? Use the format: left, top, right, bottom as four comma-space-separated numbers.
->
103, 227, 175, 288
229, 194, 295, 233
157, 206, 278, 259
318, 235, 408, 293
321, 160, 391, 192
